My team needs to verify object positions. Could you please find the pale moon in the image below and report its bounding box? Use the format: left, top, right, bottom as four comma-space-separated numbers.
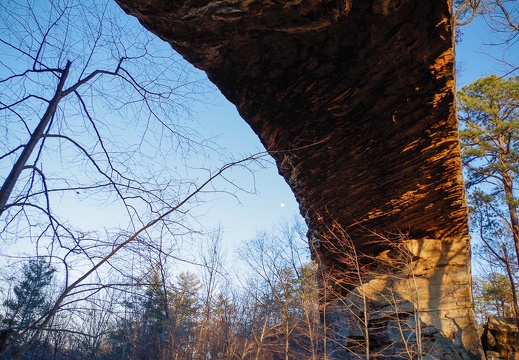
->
280, 203, 285, 208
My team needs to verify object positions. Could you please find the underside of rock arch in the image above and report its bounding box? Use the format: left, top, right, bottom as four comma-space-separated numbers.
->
116, 0, 482, 357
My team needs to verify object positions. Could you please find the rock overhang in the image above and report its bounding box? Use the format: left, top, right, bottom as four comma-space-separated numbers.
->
115, 0, 467, 264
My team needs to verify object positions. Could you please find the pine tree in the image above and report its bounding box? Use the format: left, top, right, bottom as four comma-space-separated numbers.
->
473, 273, 517, 322
3, 258, 55, 328
458, 74, 519, 325
0, 258, 55, 357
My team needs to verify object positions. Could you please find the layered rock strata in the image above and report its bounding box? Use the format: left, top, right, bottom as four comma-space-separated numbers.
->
116, 0, 482, 357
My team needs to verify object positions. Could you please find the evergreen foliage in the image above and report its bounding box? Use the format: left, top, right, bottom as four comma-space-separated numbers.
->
473, 273, 516, 323
2, 258, 55, 328
458, 75, 519, 323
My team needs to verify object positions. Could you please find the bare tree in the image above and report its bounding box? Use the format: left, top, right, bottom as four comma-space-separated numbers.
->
237, 218, 322, 360
0, 0, 212, 242
0, 1, 270, 357
454, 0, 518, 74
469, 191, 519, 325
454, 0, 483, 26
196, 226, 229, 358
315, 222, 426, 359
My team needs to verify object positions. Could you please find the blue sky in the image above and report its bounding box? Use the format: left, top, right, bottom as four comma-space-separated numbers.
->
457, 17, 518, 87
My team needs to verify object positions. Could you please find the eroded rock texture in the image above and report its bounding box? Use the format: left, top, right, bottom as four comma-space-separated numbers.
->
115, 0, 482, 357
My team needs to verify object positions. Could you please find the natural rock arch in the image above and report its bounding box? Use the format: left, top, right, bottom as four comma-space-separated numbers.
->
115, 0, 482, 357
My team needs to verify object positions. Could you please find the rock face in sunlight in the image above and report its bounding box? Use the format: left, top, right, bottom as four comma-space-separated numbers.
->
116, 0, 482, 358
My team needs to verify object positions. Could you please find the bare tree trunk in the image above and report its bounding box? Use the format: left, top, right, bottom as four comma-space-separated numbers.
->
501, 245, 519, 327
0, 61, 71, 215
503, 179, 519, 327
254, 316, 269, 360
285, 301, 289, 360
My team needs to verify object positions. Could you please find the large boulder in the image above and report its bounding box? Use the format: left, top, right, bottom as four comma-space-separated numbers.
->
483, 317, 519, 360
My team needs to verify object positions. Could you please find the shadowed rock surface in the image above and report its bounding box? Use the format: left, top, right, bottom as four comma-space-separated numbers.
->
115, 0, 482, 357
482, 317, 519, 360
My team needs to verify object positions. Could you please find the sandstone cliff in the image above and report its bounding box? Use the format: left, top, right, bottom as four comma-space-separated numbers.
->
115, 0, 482, 357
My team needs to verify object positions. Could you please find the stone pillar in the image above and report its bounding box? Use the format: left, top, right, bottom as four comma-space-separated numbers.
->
320, 238, 481, 359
